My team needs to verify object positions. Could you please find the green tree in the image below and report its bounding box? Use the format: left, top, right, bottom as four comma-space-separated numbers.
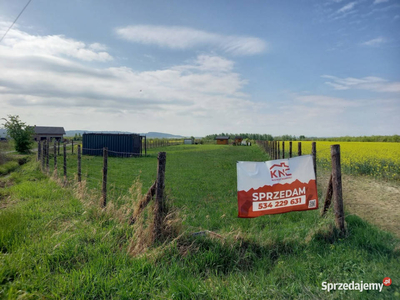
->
2, 115, 34, 153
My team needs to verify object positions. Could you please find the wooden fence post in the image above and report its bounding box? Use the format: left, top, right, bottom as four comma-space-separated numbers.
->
58, 140, 60, 156
331, 145, 345, 234
269, 141, 271, 157
312, 142, 317, 180
152, 151, 166, 242
72, 140, 74, 154
63, 142, 67, 184
145, 136, 147, 156
54, 140, 57, 171
298, 142, 302, 156
101, 147, 108, 208
282, 141, 285, 159
37, 141, 41, 161
272, 141, 275, 159
278, 142, 280, 159
77, 145, 81, 183
289, 141, 292, 158
41, 141, 45, 171
46, 139, 50, 173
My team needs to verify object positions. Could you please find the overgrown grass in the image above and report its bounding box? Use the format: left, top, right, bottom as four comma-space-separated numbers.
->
0, 144, 399, 299
0, 161, 19, 175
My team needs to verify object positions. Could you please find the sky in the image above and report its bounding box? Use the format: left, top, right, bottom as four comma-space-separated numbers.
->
0, 0, 399, 137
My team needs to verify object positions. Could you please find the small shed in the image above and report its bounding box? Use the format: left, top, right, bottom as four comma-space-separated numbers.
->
33, 126, 65, 141
82, 133, 143, 157
215, 136, 230, 145
234, 136, 243, 145
184, 139, 194, 145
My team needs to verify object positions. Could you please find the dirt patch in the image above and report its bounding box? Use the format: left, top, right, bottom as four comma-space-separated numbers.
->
318, 170, 400, 238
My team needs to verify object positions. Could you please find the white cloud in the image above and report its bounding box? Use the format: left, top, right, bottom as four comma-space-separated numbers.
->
115, 25, 267, 56
1, 24, 397, 136
174, 55, 235, 73
361, 37, 386, 46
0, 23, 113, 62
337, 2, 357, 13
89, 43, 108, 51
322, 75, 400, 93
0, 25, 263, 135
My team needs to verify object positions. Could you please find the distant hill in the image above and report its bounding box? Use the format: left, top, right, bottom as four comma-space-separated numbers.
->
144, 132, 186, 139
65, 130, 186, 139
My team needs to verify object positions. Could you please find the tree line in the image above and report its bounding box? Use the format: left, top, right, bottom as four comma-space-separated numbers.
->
204, 133, 400, 143
313, 135, 400, 143
204, 133, 300, 141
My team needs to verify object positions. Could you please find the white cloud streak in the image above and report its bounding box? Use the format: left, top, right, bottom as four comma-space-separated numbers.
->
361, 37, 386, 46
322, 75, 400, 93
115, 25, 267, 56
337, 2, 357, 13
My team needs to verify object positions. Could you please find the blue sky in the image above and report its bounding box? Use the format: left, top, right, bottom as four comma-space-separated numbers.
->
0, 0, 399, 137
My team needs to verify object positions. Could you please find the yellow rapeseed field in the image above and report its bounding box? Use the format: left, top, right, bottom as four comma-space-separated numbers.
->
282, 141, 400, 181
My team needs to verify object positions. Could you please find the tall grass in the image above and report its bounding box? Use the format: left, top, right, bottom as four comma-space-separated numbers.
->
0, 144, 399, 299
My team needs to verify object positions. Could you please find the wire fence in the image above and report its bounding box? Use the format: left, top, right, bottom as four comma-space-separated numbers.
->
38, 139, 349, 235
37, 140, 157, 207
144, 138, 182, 151
37, 139, 171, 243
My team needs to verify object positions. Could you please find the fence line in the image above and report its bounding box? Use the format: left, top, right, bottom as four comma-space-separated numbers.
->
37, 141, 169, 239
38, 140, 345, 235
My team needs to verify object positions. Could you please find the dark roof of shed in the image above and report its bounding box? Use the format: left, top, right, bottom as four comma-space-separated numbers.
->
235, 136, 243, 139
215, 136, 230, 140
34, 126, 65, 135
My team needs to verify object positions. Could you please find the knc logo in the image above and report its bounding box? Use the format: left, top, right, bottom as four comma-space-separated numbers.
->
269, 162, 292, 181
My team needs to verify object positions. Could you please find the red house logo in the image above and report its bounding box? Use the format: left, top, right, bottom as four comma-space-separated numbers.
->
269, 162, 292, 181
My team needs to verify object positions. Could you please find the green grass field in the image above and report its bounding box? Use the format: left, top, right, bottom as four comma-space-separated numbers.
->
0, 144, 399, 299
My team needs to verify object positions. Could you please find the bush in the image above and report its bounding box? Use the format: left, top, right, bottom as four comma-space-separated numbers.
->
2, 115, 34, 153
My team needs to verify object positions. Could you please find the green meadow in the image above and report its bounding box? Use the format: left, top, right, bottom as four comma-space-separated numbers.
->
0, 144, 399, 299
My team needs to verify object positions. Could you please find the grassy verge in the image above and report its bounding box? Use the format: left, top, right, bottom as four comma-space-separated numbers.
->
0, 144, 399, 299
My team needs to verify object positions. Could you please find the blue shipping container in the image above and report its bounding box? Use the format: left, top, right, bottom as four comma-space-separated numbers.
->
82, 133, 142, 157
